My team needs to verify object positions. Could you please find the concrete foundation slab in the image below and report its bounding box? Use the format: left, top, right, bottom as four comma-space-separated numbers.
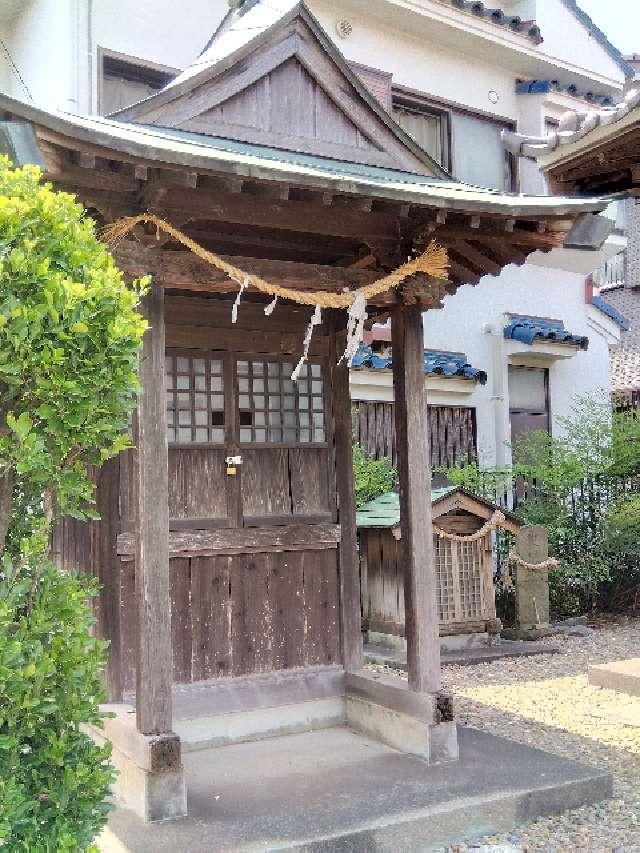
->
365, 640, 558, 670
589, 658, 640, 697
99, 726, 612, 853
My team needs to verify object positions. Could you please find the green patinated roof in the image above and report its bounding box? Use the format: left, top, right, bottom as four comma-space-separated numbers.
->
356, 487, 456, 529
0, 93, 611, 219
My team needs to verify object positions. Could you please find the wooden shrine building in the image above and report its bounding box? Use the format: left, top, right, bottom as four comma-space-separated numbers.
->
357, 487, 522, 649
0, 0, 611, 822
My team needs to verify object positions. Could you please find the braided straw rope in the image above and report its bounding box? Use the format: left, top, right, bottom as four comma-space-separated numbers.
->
101, 213, 449, 309
506, 550, 559, 571
433, 509, 506, 542
502, 550, 558, 591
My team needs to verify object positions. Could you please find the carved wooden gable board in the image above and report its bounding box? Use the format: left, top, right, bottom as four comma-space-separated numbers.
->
115, 8, 443, 176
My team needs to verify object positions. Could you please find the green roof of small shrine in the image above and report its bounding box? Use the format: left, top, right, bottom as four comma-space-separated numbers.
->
356, 487, 456, 529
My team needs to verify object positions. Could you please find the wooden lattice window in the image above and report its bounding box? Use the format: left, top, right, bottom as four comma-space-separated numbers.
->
458, 541, 482, 619
237, 357, 326, 445
436, 538, 456, 623
436, 537, 488, 624
165, 353, 225, 444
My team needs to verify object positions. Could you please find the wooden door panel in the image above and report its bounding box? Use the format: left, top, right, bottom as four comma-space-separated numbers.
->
168, 448, 230, 527
241, 448, 292, 525
289, 448, 333, 521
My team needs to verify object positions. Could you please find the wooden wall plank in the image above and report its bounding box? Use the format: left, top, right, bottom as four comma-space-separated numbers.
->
190, 555, 214, 681
94, 458, 123, 700
289, 448, 331, 519
170, 557, 192, 683
241, 449, 292, 521
353, 400, 477, 471
120, 556, 137, 694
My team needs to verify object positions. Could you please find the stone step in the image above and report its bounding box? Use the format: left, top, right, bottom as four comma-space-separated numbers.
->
99, 726, 612, 853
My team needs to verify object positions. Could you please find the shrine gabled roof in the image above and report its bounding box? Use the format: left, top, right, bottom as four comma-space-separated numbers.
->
110, 1, 448, 179
0, 93, 612, 219
356, 489, 454, 529
355, 487, 521, 529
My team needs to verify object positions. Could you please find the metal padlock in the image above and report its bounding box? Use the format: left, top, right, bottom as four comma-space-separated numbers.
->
226, 455, 242, 477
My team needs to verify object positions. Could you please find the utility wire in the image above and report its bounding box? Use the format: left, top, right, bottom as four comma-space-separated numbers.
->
0, 37, 33, 103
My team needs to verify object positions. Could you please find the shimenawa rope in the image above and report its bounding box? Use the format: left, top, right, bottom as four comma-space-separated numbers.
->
101, 213, 449, 309
432, 509, 506, 542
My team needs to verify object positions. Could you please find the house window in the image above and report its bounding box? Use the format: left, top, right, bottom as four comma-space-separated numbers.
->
450, 112, 513, 191
166, 353, 225, 444
237, 358, 326, 445
508, 365, 550, 442
392, 91, 515, 190
99, 50, 176, 115
393, 106, 449, 169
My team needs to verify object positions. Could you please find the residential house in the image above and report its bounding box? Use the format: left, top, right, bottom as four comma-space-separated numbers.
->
0, 0, 630, 472
504, 75, 640, 410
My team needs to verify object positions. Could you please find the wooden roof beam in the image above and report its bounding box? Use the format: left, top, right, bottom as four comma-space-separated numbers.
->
112, 243, 400, 306
451, 240, 502, 277
143, 186, 401, 244
432, 223, 566, 250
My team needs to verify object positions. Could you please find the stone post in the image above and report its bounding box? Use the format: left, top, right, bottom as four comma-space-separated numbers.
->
514, 525, 550, 640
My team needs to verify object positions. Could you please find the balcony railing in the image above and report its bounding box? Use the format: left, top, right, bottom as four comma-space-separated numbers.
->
593, 251, 625, 289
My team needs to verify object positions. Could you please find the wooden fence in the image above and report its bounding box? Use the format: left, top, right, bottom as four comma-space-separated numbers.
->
352, 401, 476, 470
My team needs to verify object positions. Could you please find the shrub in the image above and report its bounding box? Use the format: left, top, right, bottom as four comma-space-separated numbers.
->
0, 157, 146, 847
0, 156, 147, 556
599, 495, 640, 612
352, 443, 396, 508
0, 561, 114, 851
441, 395, 640, 616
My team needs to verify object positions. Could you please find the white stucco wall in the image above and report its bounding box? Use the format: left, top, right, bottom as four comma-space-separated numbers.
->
534, 0, 624, 87
349, 259, 620, 469
422, 259, 615, 468
0, 0, 228, 113
311, 0, 519, 121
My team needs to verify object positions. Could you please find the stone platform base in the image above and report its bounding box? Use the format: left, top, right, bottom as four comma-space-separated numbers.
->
98, 726, 612, 853
88, 707, 187, 823
589, 658, 640, 697
345, 670, 458, 763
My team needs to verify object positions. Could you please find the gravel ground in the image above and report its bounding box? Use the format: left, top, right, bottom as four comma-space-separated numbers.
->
370, 617, 640, 852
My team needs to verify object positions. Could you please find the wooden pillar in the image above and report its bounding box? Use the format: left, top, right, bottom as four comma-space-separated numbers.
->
330, 312, 363, 672
134, 283, 173, 735
392, 304, 441, 694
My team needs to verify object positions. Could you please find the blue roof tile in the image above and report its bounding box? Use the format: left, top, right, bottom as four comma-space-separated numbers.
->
503, 315, 589, 349
515, 79, 614, 107
350, 345, 487, 384
592, 295, 631, 331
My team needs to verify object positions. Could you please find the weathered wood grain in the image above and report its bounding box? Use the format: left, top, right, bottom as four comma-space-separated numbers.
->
392, 304, 441, 693
134, 283, 173, 734
117, 523, 341, 557
329, 311, 362, 672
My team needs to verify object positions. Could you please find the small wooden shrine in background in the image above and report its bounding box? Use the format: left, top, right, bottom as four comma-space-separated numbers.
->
357, 487, 522, 649
0, 0, 611, 824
